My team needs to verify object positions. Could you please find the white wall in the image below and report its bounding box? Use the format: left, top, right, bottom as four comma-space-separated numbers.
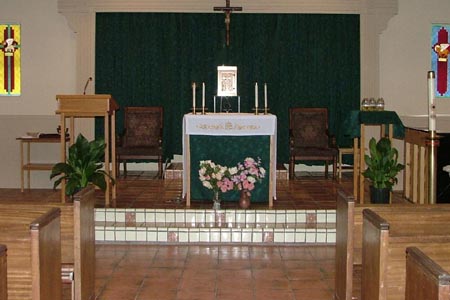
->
0, 0, 76, 188
379, 0, 450, 190
0, 0, 448, 188
0, 0, 76, 115
381, 0, 450, 119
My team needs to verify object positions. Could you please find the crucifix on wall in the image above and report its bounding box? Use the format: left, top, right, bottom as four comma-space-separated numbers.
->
214, 0, 243, 47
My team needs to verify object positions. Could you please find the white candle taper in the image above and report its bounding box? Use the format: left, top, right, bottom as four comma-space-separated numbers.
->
202, 82, 205, 109
428, 71, 436, 131
192, 82, 196, 110
255, 82, 258, 109
264, 83, 267, 108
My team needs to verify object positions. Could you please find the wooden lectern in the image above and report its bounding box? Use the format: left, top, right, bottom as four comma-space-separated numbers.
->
56, 94, 119, 206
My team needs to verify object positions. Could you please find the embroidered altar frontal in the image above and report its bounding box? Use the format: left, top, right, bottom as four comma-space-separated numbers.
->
0, 24, 21, 96
183, 113, 277, 207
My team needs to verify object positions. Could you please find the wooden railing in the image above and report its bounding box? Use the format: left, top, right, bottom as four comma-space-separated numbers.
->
404, 127, 432, 204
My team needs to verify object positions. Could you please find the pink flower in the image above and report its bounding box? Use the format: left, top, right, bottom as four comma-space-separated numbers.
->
242, 179, 255, 191
219, 178, 234, 193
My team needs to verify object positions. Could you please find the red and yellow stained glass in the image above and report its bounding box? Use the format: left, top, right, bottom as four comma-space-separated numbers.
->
0, 24, 21, 96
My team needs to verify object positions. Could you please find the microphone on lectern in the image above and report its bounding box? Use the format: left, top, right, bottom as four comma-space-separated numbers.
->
83, 77, 93, 95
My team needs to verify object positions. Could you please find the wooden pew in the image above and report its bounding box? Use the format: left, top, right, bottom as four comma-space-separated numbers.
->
361, 208, 450, 300
405, 246, 450, 300
335, 189, 450, 300
0, 244, 6, 300
0, 185, 96, 300
0, 208, 62, 300
335, 189, 414, 300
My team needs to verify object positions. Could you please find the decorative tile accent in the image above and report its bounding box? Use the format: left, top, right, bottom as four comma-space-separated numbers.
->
125, 211, 136, 227
168, 231, 178, 242
306, 212, 317, 228
164, 162, 183, 179
263, 230, 274, 243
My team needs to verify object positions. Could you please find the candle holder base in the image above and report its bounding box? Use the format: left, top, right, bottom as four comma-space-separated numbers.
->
252, 108, 259, 115
191, 107, 203, 115
264, 107, 270, 115
201, 107, 209, 115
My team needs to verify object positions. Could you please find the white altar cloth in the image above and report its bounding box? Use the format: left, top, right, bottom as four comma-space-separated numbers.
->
182, 113, 277, 207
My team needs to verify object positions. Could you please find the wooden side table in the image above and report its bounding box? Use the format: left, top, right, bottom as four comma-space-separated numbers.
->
16, 136, 68, 192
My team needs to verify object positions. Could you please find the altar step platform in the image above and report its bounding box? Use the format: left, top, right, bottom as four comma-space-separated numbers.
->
94, 208, 336, 244
95, 162, 337, 244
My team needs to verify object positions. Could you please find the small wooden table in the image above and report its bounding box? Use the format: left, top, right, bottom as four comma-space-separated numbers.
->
16, 136, 68, 192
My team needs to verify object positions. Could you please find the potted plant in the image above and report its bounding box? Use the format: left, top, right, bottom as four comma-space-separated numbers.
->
50, 133, 115, 199
362, 137, 404, 204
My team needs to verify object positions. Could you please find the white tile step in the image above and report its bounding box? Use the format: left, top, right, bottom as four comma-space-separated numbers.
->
95, 208, 336, 244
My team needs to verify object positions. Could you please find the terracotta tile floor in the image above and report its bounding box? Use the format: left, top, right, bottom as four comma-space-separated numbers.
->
0, 171, 408, 300
95, 244, 335, 300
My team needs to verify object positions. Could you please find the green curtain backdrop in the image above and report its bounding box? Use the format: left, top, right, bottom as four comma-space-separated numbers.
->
95, 13, 360, 163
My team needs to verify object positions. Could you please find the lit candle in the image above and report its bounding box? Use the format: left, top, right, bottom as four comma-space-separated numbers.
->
192, 82, 196, 110
255, 82, 258, 109
428, 71, 436, 131
264, 83, 267, 109
202, 82, 205, 109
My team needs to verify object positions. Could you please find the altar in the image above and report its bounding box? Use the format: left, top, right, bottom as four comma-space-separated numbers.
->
183, 113, 277, 207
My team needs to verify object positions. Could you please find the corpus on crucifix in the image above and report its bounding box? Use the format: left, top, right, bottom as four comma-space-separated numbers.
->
214, 0, 243, 46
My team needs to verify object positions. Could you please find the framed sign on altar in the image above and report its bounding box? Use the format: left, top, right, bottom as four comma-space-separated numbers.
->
217, 66, 237, 96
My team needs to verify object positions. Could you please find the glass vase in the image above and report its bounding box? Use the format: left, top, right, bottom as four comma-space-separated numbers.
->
212, 190, 221, 210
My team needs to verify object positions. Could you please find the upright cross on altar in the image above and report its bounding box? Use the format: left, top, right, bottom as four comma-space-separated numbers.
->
214, 0, 243, 46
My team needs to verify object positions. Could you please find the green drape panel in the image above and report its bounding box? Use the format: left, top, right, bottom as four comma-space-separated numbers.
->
190, 135, 270, 203
95, 13, 360, 163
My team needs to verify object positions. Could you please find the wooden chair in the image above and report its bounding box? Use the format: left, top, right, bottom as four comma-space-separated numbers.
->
116, 106, 164, 178
289, 107, 337, 179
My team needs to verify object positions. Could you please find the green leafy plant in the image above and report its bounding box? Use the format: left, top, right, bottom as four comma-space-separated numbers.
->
50, 134, 114, 197
362, 137, 404, 190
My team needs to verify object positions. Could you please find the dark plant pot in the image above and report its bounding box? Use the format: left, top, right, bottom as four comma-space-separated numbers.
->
369, 186, 390, 204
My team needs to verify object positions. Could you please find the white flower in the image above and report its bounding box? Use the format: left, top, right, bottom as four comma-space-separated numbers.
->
260, 168, 266, 176
202, 181, 212, 189
248, 176, 256, 183
229, 167, 238, 175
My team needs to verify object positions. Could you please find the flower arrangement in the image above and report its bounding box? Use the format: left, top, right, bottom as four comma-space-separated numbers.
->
198, 160, 236, 193
198, 157, 265, 209
232, 157, 266, 196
